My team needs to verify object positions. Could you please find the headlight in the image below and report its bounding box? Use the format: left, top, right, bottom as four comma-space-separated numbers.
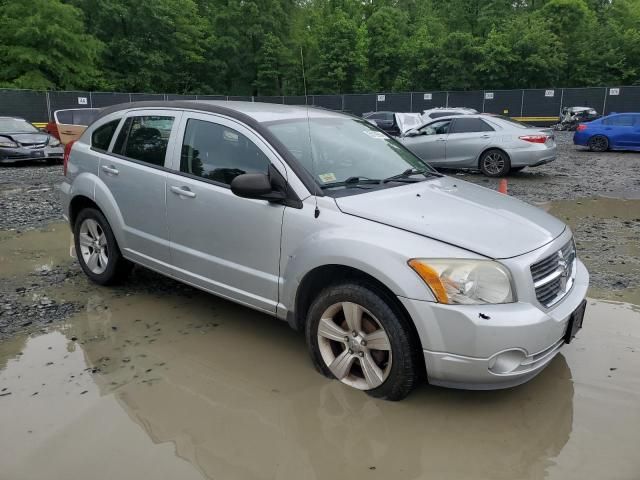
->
408, 259, 515, 304
0, 140, 18, 148
48, 137, 61, 147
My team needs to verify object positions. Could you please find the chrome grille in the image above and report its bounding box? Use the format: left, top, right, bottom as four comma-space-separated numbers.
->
21, 143, 47, 149
531, 240, 576, 307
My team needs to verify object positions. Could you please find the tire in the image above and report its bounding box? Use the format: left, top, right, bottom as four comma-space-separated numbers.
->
588, 135, 609, 152
74, 208, 132, 285
305, 282, 421, 401
479, 149, 511, 177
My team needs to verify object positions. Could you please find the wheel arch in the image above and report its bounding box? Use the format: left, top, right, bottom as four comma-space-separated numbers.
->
290, 264, 424, 349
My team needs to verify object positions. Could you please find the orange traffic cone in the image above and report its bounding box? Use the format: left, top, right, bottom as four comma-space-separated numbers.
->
498, 179, 508, 195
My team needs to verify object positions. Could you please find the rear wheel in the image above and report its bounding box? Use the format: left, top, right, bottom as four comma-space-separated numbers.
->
588, 135, 609, 152
306, 282, 420, 401
479, 149, 511, 177
74, 208, 132, 285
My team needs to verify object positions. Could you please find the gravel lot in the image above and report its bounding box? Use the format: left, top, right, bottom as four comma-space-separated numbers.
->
1, 131, 639, 339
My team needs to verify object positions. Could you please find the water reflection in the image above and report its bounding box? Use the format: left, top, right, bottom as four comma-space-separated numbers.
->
67, 289, 574, 480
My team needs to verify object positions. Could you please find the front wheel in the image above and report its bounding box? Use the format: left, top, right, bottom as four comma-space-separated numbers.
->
305, 282, 421, 401
479, 149, 511, 177
588, 135, 609, 152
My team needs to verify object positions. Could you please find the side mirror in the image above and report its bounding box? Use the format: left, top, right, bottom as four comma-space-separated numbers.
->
230, 173, 286, 202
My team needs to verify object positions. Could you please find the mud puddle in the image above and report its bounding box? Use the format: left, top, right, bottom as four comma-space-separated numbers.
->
0, 221, 71, 277
1, 288, 639, 480
546, 197, 640, 304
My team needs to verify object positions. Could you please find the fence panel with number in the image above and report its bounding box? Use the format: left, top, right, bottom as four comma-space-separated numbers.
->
2, 86, 640, 126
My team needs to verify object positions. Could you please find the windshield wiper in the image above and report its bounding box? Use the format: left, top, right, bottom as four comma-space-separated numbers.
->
320, 176, 381, 189
382, 168, 440, 183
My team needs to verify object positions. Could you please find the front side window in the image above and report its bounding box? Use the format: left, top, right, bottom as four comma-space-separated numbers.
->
265, 117, 433, 187
91, 119, 120, 151
180, 119, 270, 186
450, 118, 494, 134
114, 115, 174, 166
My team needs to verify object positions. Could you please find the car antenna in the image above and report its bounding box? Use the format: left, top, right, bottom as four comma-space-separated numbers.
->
301, 46, 320, 219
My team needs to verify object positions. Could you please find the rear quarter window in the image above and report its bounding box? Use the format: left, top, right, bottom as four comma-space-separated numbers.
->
91, 119, 121, 151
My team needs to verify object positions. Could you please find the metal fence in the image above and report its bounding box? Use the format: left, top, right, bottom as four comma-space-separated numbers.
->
2, 86, 638, 125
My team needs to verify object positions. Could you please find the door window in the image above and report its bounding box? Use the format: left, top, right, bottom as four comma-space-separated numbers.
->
91, 119, 121, 151
602, 115, 634, 126
421, 119, 451, 135
180, 119, 270, 186
113, 115, 174, 166
450, 118, 494, 133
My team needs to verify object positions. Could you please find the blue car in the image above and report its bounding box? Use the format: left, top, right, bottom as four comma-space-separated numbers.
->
573, 112, 640, 152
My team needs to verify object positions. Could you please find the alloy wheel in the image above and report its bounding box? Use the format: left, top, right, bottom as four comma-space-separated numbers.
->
483, 152, 505, 176
78, 218, 109, 275
316, 301, 392, 390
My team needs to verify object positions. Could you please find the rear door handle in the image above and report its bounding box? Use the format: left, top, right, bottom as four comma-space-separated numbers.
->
101, 165, 119, 175
481, 134, 491, 138
170, 186, 196, 198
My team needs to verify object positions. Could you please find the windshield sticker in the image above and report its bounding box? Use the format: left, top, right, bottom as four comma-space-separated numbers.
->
318, 173, 337, 183
362, 130, 387, 139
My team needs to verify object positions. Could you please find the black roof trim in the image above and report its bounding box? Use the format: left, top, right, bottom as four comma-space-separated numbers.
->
95, 101, 324, 197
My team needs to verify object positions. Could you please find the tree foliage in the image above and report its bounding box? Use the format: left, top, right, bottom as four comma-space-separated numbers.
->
1, 0, 639, 94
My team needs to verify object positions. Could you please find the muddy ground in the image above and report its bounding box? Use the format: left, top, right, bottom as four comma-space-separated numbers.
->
1, 131, 640, 479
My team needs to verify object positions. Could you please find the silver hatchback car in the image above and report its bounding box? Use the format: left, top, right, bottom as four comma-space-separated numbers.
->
58, 101, 588, 400
400, 114, 557, 176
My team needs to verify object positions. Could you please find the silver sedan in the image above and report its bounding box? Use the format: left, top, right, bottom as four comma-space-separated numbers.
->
399, 114, 556, 176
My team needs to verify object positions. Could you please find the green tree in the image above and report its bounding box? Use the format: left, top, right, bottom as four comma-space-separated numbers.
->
366, 6, 409, 91
0, 0, 101, 89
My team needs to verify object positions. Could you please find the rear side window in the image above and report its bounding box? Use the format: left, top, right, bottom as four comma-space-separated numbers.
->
450, 118, 494, 133
602, 115, 634, 126
91, 119, 120, 151
180, 119, 270, 186
113, 116, 174, 166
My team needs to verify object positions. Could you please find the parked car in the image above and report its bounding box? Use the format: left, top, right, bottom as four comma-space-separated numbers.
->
573, 112, 640, 152
399, 114, 556, 176
553, 106, 600, 131
59, 101, 588, 400
44, 108, 100, 145
422, 107, 477, 122
363, 111, 398, 134
0, 116, 64, 164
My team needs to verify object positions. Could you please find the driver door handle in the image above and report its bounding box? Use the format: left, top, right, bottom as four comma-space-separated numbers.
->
480, 134, 491, 138
101, 165, 119, 175
436, 137, 447, 141
170, 185, 196, 198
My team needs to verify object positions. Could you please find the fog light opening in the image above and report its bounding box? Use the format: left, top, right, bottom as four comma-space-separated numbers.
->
489, 350, 526, 374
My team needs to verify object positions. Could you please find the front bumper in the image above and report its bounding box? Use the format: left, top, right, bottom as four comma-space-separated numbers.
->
0, 145, 64, 163
399, 259, 589, 390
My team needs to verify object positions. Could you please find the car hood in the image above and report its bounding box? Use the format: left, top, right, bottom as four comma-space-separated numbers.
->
1, 133, 50, 145
334, 177, 566, 259
395, 113, 423, 134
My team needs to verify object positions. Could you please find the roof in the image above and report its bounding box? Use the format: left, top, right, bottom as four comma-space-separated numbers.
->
96, 100, 346, 124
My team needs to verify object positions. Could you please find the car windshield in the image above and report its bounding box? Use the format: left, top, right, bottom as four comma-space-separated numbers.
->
0, 118, 38, 133
265, 117, 435, 188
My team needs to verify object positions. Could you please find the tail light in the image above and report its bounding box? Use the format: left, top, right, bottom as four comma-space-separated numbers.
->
576, 124, 587, 131
63, 140, 76, 176
519, 135, 549, 144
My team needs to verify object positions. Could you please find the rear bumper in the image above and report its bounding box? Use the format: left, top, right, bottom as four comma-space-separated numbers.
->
572, 131, 590, 146
399, 260, 589, 390
508, 143, 557, 167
